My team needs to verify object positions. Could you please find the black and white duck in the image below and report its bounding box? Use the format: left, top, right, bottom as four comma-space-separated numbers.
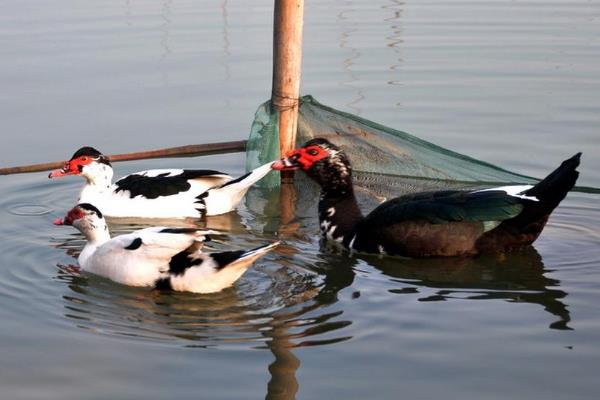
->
54, 203, 279, 293
49, 146, 273, 218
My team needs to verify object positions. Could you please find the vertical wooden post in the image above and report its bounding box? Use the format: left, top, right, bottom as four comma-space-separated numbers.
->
272, 0, 304, 180
272, 0, 304, 224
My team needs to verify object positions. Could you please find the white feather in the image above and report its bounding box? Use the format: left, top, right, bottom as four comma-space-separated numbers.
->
79, 227, 210, 287
475, 185, 538, 202
170, 242, 279, 293
64, 207, 276, 293
72, 161, 270, 218
134, 169, 184, 178
202, 162, 274, 216
348, 235, 356, 249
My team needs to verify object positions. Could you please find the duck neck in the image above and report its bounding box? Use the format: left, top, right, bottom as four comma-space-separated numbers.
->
82, 164, 113, 191
318, 186, 363, 245
78, 227, 111, 267
84, 224, 111, 246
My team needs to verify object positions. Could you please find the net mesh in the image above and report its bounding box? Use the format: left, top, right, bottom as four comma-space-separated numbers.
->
246, 95, 537, 193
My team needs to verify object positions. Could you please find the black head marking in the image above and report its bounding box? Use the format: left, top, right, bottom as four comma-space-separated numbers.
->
302, 138, 353, 193
70, 146, 111, 166
77, 203, 104, 219
124, 237, 143, 250
71, 146, 103, 159
304, 138, 338, 150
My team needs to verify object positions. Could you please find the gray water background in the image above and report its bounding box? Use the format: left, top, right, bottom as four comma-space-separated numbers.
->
1, 1, 599, 399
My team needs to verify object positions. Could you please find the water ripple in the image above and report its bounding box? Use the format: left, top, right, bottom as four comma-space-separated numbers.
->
52, 256, 352, 348
8, 203, 53, 216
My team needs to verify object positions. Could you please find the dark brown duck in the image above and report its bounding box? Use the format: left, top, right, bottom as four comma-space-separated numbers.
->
273, 138, 581, 258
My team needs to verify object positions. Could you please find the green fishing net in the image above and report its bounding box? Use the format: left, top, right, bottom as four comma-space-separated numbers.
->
246, 95, 536, 193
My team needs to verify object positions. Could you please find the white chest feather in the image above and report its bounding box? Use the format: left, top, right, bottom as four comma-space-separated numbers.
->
79, 244, 165, 287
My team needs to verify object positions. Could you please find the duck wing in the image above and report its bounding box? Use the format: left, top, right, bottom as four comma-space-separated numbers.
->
362, 189, 526, 227
113, 169, 231, 199
351, 189, 530, 257
88, 228, 218, 286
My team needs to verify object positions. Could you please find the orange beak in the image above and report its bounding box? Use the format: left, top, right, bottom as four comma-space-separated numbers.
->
272, 150, 301, 171
48, 162, 78, 179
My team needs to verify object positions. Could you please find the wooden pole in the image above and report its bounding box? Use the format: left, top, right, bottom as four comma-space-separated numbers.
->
272, 0, 304, 225
272, 0, 304, 172
0, 140, 246, 176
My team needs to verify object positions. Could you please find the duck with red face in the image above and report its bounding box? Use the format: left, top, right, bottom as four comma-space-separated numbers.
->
49, 146, 274, 219
49, 147, 111, 180
53, 203, 279, 293
273, 138, 581, 258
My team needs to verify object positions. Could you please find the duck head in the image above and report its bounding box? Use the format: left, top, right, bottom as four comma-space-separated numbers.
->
54, 203, 110, 243
272, 138, 353, 193
49, 147, 113, 185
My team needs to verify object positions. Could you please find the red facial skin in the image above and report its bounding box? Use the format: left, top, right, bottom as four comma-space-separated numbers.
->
53, 207, 85, 226
272, 145, 328, 171
48, 156, 94, 178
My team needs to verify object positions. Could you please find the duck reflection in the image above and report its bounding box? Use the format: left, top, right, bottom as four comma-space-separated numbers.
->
348, 245, 571, 331
52, 182, 573, 400
248, 175, 573, 333
53, 230, 356, 400
54, 248, 354, 343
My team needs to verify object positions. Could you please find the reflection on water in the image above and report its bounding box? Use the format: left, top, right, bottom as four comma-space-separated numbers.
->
1, 164, 599, 398
53, 229, 355, 349
382, 0, 404, 87
39, 181, 597, 399
52, 225, 356, 399
2, 0, 600, 397
359, 247, 571, 330
336, 4, 365, 115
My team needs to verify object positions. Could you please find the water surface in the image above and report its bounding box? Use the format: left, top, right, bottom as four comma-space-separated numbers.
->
1, 1, 600, 399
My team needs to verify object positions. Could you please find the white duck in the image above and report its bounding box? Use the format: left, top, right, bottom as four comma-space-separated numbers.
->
54, 203, 279, 293
49, 146, 273, 218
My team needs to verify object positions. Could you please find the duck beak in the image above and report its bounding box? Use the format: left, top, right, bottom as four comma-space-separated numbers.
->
48, 162, 77, 179
272, 151, 301, 171
53, 213, 75, 225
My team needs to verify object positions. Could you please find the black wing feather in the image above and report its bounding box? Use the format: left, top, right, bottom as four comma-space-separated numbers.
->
363, 190, 525, 227
114, 169, 227, 199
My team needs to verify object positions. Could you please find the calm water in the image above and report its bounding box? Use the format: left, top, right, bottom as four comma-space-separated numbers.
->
1, 1, 600, 399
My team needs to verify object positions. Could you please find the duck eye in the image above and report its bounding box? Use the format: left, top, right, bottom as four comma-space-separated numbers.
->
307, 149, 319, 156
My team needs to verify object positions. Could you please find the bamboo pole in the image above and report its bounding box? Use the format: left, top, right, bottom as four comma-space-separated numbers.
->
272, 0, 304, 173
0, 140, 247, 176
272, 0, 304, 226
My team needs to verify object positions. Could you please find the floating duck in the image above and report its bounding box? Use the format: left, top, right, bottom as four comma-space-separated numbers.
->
49, 147, 273, 218
54, 203, 279, 293
272, 138, 580, 257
